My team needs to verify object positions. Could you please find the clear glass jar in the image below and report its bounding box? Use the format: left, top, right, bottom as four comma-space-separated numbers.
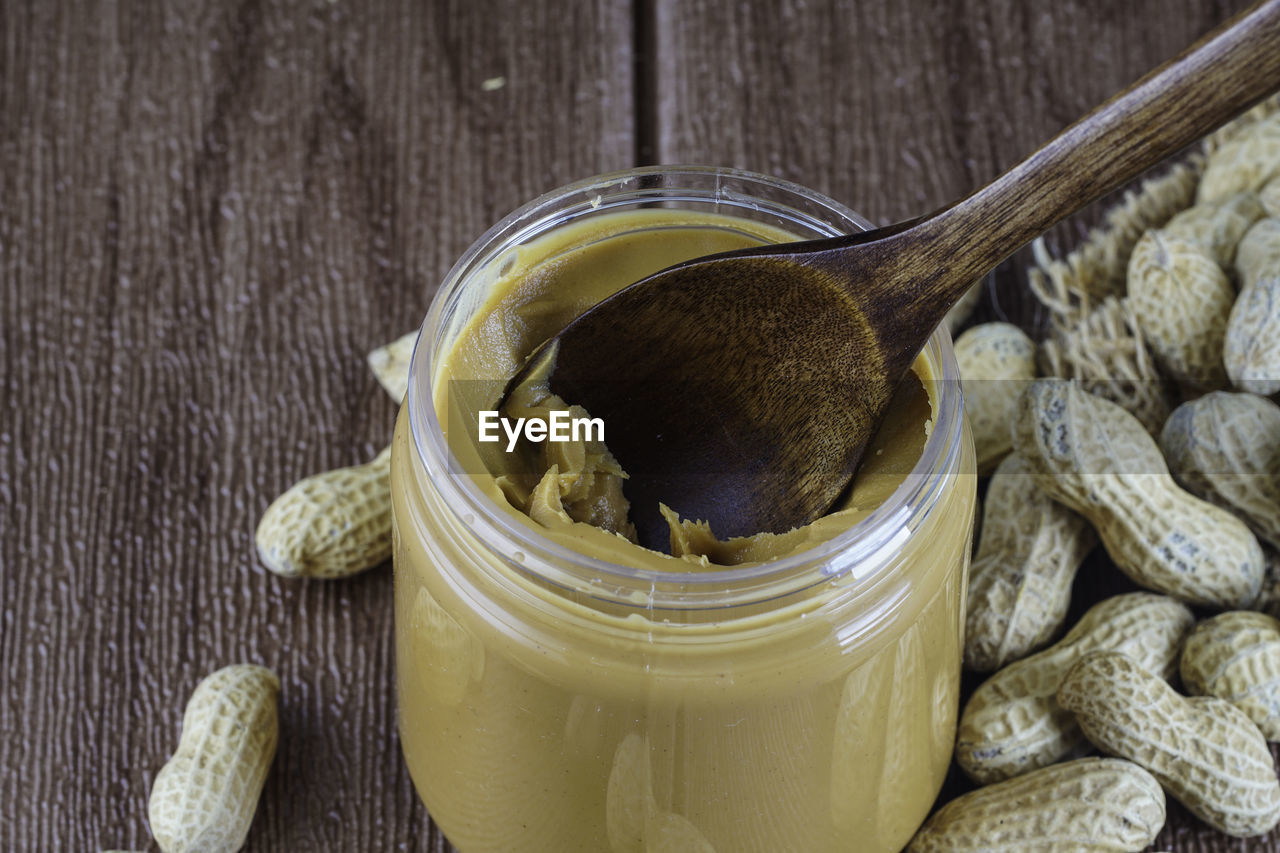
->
391, 166, 977, 853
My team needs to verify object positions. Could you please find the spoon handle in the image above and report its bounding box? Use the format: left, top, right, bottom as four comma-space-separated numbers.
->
923, 0, 1280, 291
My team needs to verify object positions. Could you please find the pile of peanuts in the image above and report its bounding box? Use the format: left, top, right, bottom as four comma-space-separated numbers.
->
917, 99, 1280, 850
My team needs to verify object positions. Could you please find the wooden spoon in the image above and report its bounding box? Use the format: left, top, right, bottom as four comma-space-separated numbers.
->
504, 0, 1280, 553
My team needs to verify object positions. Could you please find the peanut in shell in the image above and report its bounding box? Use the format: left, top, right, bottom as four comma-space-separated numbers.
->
907, 757, 1165, 853
1181, 610, 1280, 742
964, 453, 1096, 672
1059, 650, 1280, 837
1012, 379, 1264, 609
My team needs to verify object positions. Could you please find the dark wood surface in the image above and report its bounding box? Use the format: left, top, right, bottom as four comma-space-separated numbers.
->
0, 1, 1270, 850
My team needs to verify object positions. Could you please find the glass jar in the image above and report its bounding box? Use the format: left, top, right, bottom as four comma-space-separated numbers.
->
392, 166, 977, 853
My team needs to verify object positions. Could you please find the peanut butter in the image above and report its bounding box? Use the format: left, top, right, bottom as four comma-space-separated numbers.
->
433, 208, 935, 567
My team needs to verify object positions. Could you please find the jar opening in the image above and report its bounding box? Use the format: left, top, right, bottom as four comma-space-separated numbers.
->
405, 166, 965, 609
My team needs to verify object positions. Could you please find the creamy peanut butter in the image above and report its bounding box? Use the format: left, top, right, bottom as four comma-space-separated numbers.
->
393, 203, 976, 853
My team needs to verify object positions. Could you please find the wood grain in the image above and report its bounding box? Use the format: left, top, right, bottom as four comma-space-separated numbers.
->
1, 0, 1275, 850
0, 0, 631, 849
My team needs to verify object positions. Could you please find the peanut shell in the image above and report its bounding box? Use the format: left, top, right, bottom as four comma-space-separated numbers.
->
964, 453, 1096, 672
1160, 391, 1280, 551
1059, 651, 1280, 837
1224, 275, 1280, 396
1257, 546, 1280, 620
1181, 610, 1280, 742
367, 331, 417, 402
1260, 177, 1280, 218
148, 665, 280, 853
255, 445, 392, 578
1236, 217, 1280, 288
908, 757, 1165, 853
1197, 112, 1280, 204
1127, 230, 1233, 388
1225, 219, 1280, 395
954, 322, 1037, 475
1163, 192, 1265, 267
1012, 379, 1264, 609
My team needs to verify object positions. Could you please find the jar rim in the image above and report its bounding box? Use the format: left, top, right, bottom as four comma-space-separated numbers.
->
404, 165, 965, 609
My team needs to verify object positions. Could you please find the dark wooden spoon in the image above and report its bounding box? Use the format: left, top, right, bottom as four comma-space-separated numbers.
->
505, 0, 1280, 553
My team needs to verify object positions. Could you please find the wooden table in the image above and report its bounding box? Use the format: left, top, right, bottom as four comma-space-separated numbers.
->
1, 1, 1270, 849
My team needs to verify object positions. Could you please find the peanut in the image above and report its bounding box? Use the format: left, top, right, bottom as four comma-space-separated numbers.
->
367, 331, 417, 402
148, 665, 280, 853
956, 592, 1193, 784
1257, 546, 1280, 620
954, 322, 1037, 474
1261, 177, 1280, 218
1224, 276, 1280, 396
1012, 379, 1264, 608
1127, 229, 1233, 388
1160, 391, 1280, 551
907, 757, 1165, 853
1225, 218, 1280, 395
1197, 111, 1280, 204
1181, 611, 1280, 742
1059, 651, 1280, 837
255, 445, 392, 578
1202, 94, 1280, 157
1236, 217, 1280, 286
964, 453, 1096, 672
1163, 192, 1265, 267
